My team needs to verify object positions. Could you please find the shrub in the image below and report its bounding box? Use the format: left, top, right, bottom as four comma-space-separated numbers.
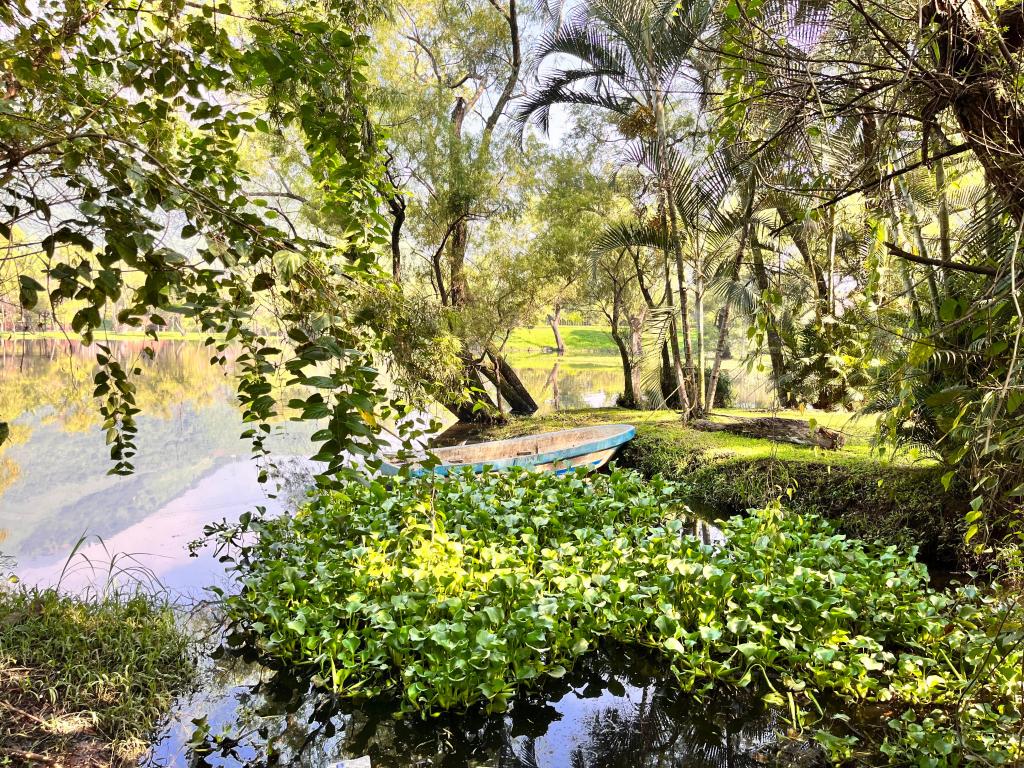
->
208, 468, 1023, 765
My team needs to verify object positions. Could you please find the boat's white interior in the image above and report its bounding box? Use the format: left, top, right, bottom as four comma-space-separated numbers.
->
432, 424, 631, 465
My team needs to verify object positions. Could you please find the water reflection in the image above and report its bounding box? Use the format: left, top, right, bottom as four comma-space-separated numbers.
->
0, 338, 317, 594
0, 341, 640, 594
1, 340, 737, 594
512, 356, 775, 413
2, 339, 790, 767
515, 361, 624, 412
151, 644, 782, 768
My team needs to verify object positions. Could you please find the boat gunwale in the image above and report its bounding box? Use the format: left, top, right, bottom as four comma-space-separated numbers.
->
379, 424, 636, 476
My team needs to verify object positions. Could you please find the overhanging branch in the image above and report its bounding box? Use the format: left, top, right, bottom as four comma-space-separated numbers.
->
884, 241, 996, 277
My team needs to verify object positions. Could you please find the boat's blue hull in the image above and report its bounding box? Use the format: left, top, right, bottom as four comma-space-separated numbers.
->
380, 424, 637, 477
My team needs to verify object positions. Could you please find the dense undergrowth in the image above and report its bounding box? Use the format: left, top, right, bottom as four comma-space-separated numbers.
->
0, 587, 194, 766
209, 468, 1022, 765
492, 408, 966, 566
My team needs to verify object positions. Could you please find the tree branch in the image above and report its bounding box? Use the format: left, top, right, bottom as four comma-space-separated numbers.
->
481, 0, 520, 150
885, 241, 996, 277
770, 143, 972, 236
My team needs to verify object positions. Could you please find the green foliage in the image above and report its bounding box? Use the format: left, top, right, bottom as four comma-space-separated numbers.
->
705, 366, 734, 408
706, 0, 1024, 531
683, 459, 965, 565
0, 0, 456, 479
488, 407, 963, 562
208, 468, 1021, 764
0, 586, 194, 763
870, 223, 1024, 545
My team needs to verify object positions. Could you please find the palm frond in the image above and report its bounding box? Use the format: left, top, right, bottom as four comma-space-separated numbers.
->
592, 219, 670, 254
515, 85, 634, 134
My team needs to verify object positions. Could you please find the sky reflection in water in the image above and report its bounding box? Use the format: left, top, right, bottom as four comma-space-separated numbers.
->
149, 644, 781, 768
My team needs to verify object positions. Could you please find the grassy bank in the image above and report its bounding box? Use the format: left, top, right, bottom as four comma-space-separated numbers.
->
0, 587, 194, 766
489, 408, 966, 567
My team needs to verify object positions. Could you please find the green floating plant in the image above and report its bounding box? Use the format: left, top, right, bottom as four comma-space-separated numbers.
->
208, 467, 1023, 765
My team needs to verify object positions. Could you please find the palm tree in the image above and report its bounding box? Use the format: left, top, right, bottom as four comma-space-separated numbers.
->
592, 146, 736, 410
516, 0, 714, 417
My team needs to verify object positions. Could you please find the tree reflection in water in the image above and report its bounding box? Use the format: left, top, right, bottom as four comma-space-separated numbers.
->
173, 644, 783, 768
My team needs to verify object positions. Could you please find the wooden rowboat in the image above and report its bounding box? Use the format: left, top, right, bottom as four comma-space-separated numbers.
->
379, 424, 637, 477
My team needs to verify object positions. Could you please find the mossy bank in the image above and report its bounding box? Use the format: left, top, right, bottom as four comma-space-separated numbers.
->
486, 408, 966, 568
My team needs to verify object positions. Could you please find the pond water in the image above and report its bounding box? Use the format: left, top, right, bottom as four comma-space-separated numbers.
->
0, 339, 640, 591
0, 338, 784, 767
0, 339, 319, 596
149, 643, 782, 768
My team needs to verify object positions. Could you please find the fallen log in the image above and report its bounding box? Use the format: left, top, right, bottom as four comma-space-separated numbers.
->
691, 416, 846, 450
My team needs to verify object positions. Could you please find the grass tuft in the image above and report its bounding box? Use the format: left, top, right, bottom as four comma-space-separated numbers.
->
0, 586, 194, 766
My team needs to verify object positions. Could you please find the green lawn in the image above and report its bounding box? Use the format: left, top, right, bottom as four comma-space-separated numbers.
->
493, 406, 888, 466
506, 325, 617, 353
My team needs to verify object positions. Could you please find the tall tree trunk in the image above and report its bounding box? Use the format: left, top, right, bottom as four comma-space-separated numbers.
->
694, 245, 706, 416
897, 177, 942, 315
751, 240, 792, 406
825, 205, 836, 318
628, 309, 645, 406
448, 216, 470, 308
707, 172, 755, 411
611, 328, 637, 408
439, 1, 523, 423
650, 45, 690, 417
898, 260, 925, 327
607, 281, 640, 409
934, 154, 952, 288
706, 307, 731, 410
924, 0, 1024, 222
656, 183, 688, 413
387, 193, 405, 284
659, 130, 692, 417
789, 226, 829, 315
659, 342, 679, 408
548, 304, 565, 355
626, 244, 674, 407
441, 352, 503, 423
677, 276, 696, 408
663, 257, 689, 414
889, 181, 926, 327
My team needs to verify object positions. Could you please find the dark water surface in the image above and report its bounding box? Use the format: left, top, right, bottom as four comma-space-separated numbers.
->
1, 338, 786, 768
149, 644, 781, 768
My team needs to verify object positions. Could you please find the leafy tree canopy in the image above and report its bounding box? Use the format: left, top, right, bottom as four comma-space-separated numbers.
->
0, 0, 459, 476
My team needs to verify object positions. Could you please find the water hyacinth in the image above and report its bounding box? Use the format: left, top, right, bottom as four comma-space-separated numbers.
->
206, 467, 1024, 764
